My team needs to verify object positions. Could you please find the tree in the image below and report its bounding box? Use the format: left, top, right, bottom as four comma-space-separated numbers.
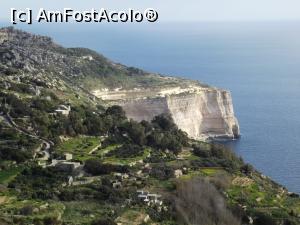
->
107, 144, 144, 158
140, 120, 153, 134
150, 163, 174, 180
69, 110, 87, 134
106, 105, 126, 121
193, 145, 211, 158
19, 205, 34, 216
84, 159, 128, 175
119, 120, 146, 145
147, 131, 182, 154
240, 164, 253, 176
152, 114, 176, 131
85, 115, 105, 136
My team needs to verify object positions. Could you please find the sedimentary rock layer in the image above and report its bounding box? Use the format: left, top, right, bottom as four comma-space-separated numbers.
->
116, 88, 240, 140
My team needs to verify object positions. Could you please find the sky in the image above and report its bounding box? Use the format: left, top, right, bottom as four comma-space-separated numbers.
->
1, 0, 300, 22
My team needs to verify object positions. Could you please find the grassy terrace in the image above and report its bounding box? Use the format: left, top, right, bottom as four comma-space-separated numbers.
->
103, 148, 151, 165
0, 166, 23, 185
0, 199, 65, 223
91, 144, 120, 158
226, 173, 300, 220
55, 136, 102, 161
62, 201, 113, 225
115, 209, 149, 225
55, 136, 152, 166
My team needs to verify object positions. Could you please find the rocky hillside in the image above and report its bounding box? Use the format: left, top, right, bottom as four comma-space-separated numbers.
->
0, 27, 197, 90
0, 27, 239, 140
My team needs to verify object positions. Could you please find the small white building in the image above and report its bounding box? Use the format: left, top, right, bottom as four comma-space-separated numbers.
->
55, 105, 71, 116
174, 169, 183, 178
114, 173, 129, 180
137, 190, 163, 206
63, 153, 73, 161
112, 181, 122, 189
67, 176, 74, 186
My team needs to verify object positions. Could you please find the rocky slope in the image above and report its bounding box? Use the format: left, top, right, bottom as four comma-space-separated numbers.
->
0, 27, 240, 139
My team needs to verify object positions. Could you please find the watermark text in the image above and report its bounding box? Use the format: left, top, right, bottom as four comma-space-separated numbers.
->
11, 8, 159, 25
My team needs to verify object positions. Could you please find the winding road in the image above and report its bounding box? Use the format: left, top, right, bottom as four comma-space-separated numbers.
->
0, 113, 53, 160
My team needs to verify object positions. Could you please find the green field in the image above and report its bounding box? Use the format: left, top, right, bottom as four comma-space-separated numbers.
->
103, 148, 151, 165
90, 144, 120, 158
201, 168, 223, 176
62, 201, 111, 225
55, 136, 102, 161
0, 166, 23, 184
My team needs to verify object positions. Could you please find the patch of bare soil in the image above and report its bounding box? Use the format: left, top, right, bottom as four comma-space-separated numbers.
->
232, 176, 254, 187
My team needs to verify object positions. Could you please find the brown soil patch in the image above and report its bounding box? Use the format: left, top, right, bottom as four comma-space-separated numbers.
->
0, 196, 8, 204
232, 176, 254, 187
115, 210, 148, 225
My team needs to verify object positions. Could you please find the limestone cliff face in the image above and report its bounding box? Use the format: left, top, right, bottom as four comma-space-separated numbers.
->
117, 88, 240, 140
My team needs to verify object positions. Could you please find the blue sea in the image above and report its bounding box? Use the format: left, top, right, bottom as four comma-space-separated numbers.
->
4, 21, 300, 193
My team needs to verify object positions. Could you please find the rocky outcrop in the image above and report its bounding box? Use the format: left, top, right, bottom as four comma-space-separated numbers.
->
115, 87, 240, 140
0, 27, 198, 91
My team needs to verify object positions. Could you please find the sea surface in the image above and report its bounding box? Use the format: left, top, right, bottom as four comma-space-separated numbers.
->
3, 21, 300, 193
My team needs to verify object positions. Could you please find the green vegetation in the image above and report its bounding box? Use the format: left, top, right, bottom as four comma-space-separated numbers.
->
9, 166, 69, 200
0, 124, 40, 163
0, 27, 300, 224
201, 168, 221, 176
0, 166, 22, 184
1, 92, 300, 224
55, 136, 101, 161
104, 147, 151, 165
62, 201, 114, 224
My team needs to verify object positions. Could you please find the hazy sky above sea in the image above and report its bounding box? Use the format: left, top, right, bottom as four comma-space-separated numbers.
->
1, 0, 300, 22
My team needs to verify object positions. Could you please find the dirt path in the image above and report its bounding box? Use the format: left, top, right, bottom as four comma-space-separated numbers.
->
88, 144, 102, 154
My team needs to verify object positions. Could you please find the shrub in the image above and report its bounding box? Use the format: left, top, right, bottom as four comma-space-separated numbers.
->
193, 145, 211, 158
240, 164, 254, 176
107, 144, 144, 158
106, 105, 126, 121
91, 218, 116, 225
150, 163, 174, 180
43, 216, 61, 225
151, 114, 176, 131
9, 166, 67, 200
84, 159, 128, 175
19, 205, 34, 216
253, 212, 276, 225
118, 120, 146, 145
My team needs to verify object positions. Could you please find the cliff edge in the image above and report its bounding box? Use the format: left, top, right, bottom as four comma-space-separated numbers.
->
93, 86, 240, 140
0, 27, 240, 140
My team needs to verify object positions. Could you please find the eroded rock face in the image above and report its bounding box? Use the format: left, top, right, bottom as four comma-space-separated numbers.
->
118, 88, 240, 140
0, 30, 8, 44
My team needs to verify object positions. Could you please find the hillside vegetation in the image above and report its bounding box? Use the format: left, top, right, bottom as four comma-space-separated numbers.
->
0, 27, 299, 225
0, 27, 199, 91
